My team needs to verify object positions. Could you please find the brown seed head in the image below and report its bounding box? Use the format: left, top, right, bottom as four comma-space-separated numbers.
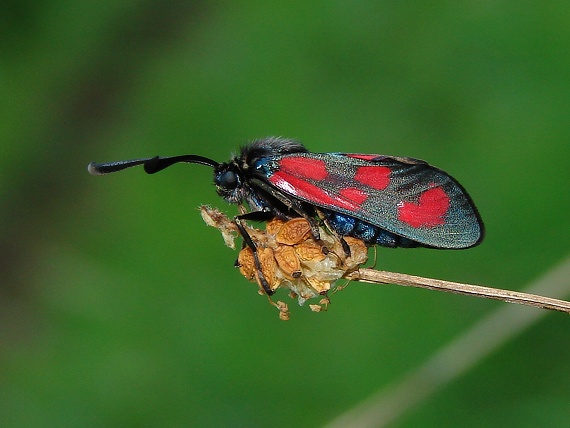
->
275, 218, 312, 245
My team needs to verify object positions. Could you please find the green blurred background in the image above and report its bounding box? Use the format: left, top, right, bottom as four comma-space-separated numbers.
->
2, 1, 569, 427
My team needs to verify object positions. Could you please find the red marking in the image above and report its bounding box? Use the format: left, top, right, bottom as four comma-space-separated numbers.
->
354, 166, 391, 190
270, 172, 360, 211
398, 187, 449, 228
279, 157, 328, 180
339, 187, 368, 206
347, 154, 380, 161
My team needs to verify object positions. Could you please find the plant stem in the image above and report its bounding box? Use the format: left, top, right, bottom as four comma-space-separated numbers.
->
346, 268, 570, 314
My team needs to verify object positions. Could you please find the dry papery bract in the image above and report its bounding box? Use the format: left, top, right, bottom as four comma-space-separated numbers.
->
200, 206, 368, 319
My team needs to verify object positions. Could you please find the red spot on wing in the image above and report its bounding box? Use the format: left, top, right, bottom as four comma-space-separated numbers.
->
339, 187, 368, 206
354, 166, 391, 190
279, 157, 328, 180
347, 154, 380, 161
398, 187, 449, 228
270, 172, 360, 211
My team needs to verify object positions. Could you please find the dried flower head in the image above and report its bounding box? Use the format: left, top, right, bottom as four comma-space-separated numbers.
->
200, 206, 368, 318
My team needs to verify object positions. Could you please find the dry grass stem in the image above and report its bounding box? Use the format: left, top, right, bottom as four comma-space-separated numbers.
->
347, 268, 570, 314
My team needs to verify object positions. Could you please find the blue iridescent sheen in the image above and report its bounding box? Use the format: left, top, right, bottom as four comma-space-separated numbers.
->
253, 157, 272, 175
322, 210, 417, 248
328, 213, 355, 235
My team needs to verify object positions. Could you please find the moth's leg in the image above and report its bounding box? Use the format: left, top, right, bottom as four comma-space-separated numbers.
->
315, 209, 352, 258
234, 217, 274, 296
236, 210, 275, 222
338, 236, 351, 257
250, 179, 322, 241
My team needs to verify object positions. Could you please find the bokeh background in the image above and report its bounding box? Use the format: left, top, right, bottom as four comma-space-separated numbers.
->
2, 1, 569, 427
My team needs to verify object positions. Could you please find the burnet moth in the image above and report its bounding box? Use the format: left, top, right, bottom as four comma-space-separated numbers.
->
88, 137, 484, 295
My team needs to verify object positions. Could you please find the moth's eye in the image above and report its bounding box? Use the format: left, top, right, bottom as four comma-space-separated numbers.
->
217, 170, 238, 189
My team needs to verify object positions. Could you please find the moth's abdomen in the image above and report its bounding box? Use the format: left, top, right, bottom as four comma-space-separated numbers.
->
322, 209, 418, 248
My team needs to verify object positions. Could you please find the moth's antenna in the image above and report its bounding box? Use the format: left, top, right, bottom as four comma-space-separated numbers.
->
143, 155, 219, 173
88, 155, 219, 176
87, 158, 148, 175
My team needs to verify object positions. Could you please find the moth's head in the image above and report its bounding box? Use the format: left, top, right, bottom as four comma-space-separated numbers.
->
213, 161, 246, 204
